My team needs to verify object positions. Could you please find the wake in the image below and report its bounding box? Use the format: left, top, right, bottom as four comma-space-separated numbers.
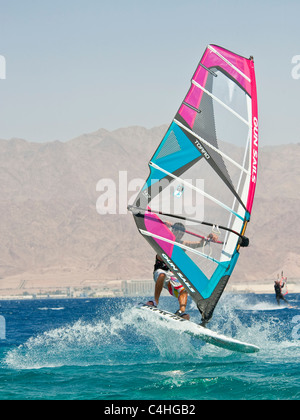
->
3, 296, 300, 370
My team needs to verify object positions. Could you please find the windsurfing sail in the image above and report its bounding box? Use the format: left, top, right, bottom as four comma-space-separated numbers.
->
128, 44, 258, 324
280, 271, 288, 296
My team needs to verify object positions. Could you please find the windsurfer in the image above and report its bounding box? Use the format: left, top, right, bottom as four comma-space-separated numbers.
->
274, 274, 289, 306
147, 222, 219, 320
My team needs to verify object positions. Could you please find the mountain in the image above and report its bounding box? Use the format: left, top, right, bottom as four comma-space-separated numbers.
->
0, 127, 299, 294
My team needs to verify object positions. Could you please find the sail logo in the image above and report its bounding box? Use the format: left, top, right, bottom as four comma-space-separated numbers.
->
291, 55, 300, 80
193, 139, 210, 160
0, 55, 6, 80
252, 117, 258, 183
161, 253, 196, 293
143, 305, 186, 322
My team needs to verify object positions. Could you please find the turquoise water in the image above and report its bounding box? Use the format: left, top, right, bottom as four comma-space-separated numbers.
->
0, 294, 299, 400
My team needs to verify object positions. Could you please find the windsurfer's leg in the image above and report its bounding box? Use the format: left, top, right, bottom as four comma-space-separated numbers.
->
165, 277, 190, 318
147, 270, 167, 307
175, 290, 190, 320
154, 273, 166, 306
178, 290, 188, 313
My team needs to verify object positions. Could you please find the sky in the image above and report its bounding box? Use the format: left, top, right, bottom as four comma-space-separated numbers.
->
0, 0, 299, 145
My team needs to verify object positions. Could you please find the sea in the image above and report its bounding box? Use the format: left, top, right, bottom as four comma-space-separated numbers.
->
0, 293, 299, 402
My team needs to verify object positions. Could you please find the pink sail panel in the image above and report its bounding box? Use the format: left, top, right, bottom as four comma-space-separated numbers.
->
178, 45, 254, 130
178, 71, 209, 128
144, 212, 175, 257
199, 45, 252, 95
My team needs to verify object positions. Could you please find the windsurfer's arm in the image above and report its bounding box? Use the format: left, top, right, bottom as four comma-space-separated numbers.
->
183, 239, 205, 248
164, 221, 172, 229
183, 233, 219, 249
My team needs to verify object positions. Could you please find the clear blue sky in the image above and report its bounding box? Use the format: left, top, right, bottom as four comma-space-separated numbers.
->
0, 0, 299, 145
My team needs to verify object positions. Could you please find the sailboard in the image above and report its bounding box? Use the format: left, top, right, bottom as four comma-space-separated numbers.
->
128, 45, 258, 327
138, 304, 260, 354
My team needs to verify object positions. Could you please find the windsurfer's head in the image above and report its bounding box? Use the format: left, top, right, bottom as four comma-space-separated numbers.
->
172, 222, 185, 241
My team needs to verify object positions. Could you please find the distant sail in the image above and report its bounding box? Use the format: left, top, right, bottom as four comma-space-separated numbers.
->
128, 45, 258, 324
280, 272, 288, 296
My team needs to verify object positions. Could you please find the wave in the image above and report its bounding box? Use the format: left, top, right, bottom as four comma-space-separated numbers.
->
38, 307, 65, 311
3, 297, 300, 371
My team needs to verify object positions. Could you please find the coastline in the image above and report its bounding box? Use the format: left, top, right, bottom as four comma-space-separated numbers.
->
0, 277, 299, 300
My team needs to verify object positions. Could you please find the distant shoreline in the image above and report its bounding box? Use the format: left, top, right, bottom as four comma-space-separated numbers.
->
0, 276, 299, 301
0, 288, 299, 301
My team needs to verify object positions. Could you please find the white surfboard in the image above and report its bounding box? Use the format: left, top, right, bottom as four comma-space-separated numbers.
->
138, 304, 260, 354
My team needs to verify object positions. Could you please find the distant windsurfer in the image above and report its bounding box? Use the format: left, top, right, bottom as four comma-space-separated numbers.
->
146, 222, 219, 320
274, 273, 289, 306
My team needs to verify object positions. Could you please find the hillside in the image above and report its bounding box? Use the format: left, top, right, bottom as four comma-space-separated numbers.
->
0, 126, 299, 295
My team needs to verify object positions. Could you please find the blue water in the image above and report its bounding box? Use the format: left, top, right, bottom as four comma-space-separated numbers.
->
0, 294, 299, 400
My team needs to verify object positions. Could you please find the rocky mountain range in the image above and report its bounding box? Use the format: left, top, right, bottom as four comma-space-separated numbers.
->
0, 125, 299, 293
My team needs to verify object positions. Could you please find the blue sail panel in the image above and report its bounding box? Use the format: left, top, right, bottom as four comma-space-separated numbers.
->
169, 246, 238, 300
171, 246, 209, 293
142, 122, 202, 191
